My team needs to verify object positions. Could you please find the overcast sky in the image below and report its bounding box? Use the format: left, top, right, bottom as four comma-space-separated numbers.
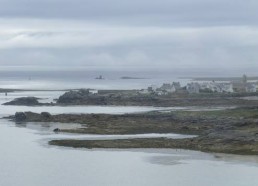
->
0, 0, 258, 71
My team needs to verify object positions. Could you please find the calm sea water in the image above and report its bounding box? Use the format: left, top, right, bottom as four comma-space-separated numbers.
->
1, 69, 258, 186
0, 68, 194, 90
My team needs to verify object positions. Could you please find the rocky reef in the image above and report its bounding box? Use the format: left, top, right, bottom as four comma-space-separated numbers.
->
6, 107, 258, 155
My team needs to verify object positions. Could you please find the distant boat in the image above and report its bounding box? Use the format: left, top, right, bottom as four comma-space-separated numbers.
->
95, 75, 104, 80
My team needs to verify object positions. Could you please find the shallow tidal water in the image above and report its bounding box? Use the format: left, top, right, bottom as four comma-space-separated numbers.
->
1, 119, 258, 186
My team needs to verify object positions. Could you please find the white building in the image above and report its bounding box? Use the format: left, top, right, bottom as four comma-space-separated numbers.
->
200, 82, 234, 93
186, 83, 200, 94
159, 83, 177, 93
220, 83, 234, 93
246, 84, 257, 93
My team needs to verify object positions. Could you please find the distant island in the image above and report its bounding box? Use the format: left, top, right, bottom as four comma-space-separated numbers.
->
120, 76, 147, 79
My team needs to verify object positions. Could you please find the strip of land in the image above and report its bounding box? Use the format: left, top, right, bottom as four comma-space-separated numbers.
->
6, 107, 258, 155
185, 76, 258, 81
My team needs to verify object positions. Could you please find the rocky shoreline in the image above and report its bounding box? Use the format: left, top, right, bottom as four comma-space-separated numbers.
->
6, 107, 258, 155
3, 89, 258, 107
56, 90, 258, 107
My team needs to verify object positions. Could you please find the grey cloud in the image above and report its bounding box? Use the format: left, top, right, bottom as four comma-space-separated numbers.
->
0, 23, 258, 70
1, 24, 258, 49
0, 0, 257, 72
1, 37, 258, 70
0, 0, 258, 26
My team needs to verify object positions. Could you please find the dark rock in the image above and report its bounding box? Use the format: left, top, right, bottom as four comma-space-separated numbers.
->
53, 128, 61, 133
15, 112, 27, 122
3, 97, 40, 106
41, 112, 51, 118
57, 89, 108, 105
57, 89, 90, 104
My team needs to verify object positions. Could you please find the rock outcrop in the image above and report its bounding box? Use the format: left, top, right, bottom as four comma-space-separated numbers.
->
57, 89, 90, 104
41, 112, 51, 118
12, 112, 52, 122
14, 112, 27, 122
3, 97, 41, 106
